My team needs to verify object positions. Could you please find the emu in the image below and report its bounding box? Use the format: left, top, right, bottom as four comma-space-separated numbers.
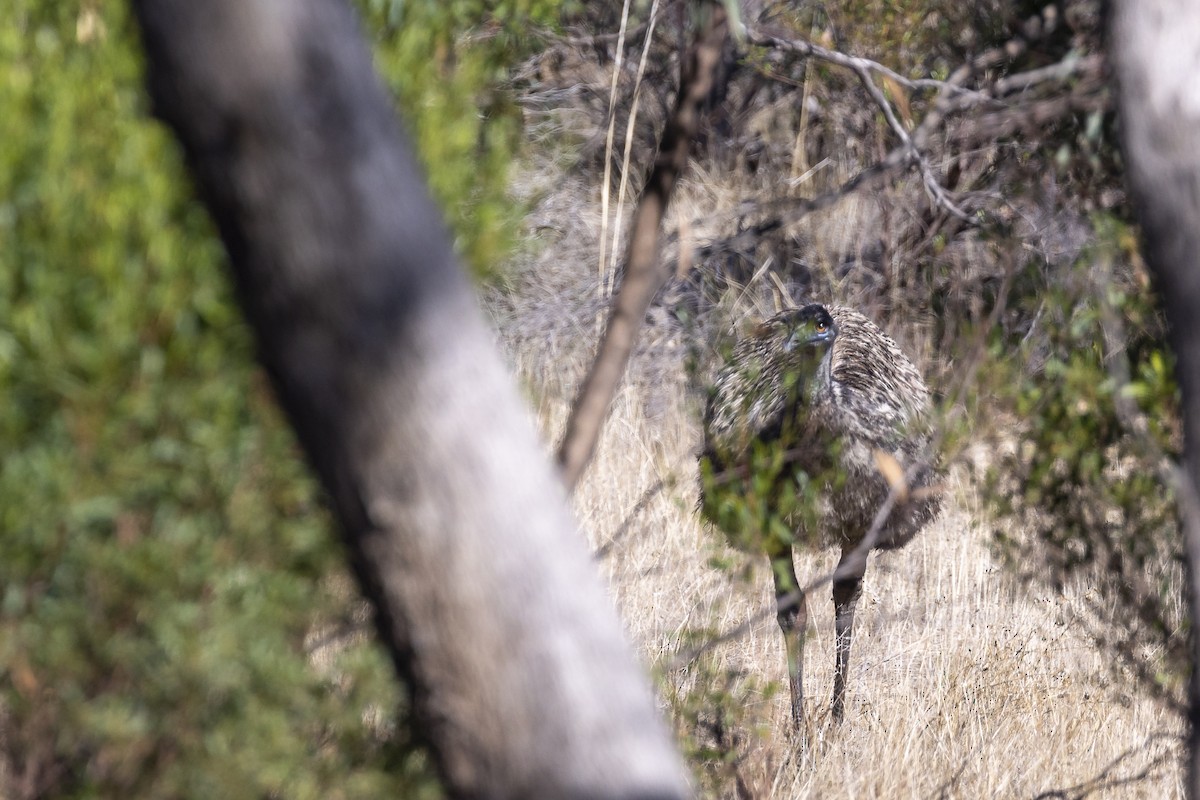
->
700, 303, 939, 732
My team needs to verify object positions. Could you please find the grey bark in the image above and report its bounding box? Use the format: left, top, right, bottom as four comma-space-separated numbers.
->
130, 1, 688, 797
1111, 2, 1200, 797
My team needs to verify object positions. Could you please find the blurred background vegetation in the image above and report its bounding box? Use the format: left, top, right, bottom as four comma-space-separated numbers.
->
0, 0, 1188, 796
0, 0, 560, 795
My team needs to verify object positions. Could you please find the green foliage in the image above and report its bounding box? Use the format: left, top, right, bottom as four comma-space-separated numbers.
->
699, 440, 826, 559
981, 218, 1187, 705
356, 0, 563, 276
663, 641, 776, 797
696, 323, 837, 560
0, 0, 577, 793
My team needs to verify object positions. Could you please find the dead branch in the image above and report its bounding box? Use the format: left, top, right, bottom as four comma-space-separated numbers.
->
849, 62, 975, 222
745, 25, 985, 99
673, 37, 1107, 264
558, 2, 731, 490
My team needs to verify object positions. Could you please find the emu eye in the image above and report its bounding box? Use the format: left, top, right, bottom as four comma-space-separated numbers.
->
815, 321, 827, 333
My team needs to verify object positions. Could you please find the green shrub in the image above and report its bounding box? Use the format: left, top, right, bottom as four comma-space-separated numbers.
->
357, 0, 563, 276
0, 0, 559, 795
981, 218, 1187, 707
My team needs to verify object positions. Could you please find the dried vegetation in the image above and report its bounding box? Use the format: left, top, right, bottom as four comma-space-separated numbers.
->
492, 0, 1186, 795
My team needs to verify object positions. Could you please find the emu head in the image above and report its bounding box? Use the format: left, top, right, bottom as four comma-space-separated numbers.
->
743, 302, 839, 435
779, 303, 837, 353
768, 303, 835, 407
755, 303, 838, 386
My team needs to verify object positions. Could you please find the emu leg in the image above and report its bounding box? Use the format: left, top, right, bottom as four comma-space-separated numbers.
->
771, 551, 807, 732
831, 547, 866, 722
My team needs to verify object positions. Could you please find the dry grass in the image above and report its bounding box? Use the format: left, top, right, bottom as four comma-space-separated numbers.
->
494, 167, 1184, 797
523, 358, 1184, 798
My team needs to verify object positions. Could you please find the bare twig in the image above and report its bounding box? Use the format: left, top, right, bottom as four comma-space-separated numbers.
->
687, 27, 1108, 258
597, 0, 634, 301
558, 3, 731, 490
595, 477, 670, 559
607, 0, 664, 294
557, 21, 651, 48
745, 25, 986, 99
994, 53, 1104, 98
850, 63, 975, 223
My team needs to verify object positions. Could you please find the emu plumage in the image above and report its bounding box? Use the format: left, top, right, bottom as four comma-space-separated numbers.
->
701, 303, 940, 732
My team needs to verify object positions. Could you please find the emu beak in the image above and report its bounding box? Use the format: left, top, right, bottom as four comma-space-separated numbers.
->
806, 326, 836, 348
784, 324, 834, 352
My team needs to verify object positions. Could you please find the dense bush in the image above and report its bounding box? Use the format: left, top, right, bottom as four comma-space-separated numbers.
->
0, 0, 555, 795
983, 219, 1187, 706
357, 0, 563, 274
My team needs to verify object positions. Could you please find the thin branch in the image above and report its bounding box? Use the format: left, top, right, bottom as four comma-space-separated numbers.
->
557, 21, 651, 48
850, 62, 975, 223
994, 52, 1104, 98
595, 477, 670, 559
558, 3, 731, 490
597, 0, 635, 302
696, 27, 1106, 254
608, 0, 664, 294
745, 25, 985, 99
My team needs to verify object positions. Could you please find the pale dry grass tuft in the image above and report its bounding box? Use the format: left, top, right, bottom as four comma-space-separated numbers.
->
526, 360, 1184, 798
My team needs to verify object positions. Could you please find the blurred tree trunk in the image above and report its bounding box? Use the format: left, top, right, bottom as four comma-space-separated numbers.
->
1111, 2, 1200, 796
129, 1, 687, 797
